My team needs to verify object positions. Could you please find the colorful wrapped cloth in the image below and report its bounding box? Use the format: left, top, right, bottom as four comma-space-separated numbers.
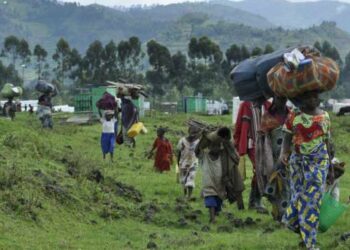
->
267, 56, 339, 98
283, 143, 329, 248
282, 110, 330, 249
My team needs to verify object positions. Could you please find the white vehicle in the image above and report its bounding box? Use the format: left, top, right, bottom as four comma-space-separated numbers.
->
207, 100, 229, 115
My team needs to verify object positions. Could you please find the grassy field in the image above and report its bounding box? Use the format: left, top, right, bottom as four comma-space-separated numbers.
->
0, 112, 349, 250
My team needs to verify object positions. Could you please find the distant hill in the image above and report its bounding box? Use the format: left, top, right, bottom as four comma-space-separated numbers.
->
0, 0, 349, 60
160, 19, 350, 58
214, 0, 350, 33
0, 0, 273, 53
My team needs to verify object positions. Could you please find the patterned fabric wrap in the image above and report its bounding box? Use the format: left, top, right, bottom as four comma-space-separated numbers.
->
283, 111, 330, 155
282, 142, 329, 249
267, 56, 339, 98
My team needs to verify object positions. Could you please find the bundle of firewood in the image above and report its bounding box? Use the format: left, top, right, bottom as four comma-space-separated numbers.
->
106, 81, 148, 97
185, 119, 218, 133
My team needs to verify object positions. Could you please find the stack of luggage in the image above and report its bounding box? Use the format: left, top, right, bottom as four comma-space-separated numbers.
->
231, 46, 339, 101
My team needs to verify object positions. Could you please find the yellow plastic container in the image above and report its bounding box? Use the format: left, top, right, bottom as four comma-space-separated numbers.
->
127, 122, 144, 138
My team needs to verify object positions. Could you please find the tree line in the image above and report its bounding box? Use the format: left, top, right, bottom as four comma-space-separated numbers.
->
0, 35, 350, 100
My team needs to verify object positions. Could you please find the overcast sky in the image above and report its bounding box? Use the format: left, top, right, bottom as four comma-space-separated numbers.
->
60, 0, 350, 7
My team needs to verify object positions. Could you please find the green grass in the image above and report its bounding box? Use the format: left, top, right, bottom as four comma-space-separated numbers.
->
0, 112, 349, 249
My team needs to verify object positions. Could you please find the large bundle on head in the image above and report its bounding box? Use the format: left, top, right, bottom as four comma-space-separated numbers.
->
96, 92, 117, 110
1, 83, 23, 99
267, 49, 339, 98
230, 47, 296, 101
230, 46, 321, 102
106, 81, 148, 98
35, 80, 58, 96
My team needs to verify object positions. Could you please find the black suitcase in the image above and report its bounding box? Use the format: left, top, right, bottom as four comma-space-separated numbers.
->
230, 57, 263, 101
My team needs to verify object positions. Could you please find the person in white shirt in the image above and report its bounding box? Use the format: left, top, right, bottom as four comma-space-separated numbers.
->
100, 110, 117, 162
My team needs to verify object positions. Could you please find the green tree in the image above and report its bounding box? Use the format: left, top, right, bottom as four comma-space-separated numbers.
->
18, 39, 31, 65
264, 44, 274, 54
128, 36, 144, 72
52, 38, 72, 87
3, 35, 20, 66
0, 61, 21, 89
188, 37, 200, 64
117, 37, 144, 80
344, 51, 350, 72
17, 39, 31, 84
321, 41, 332, 57
226, 44, 241, 65
82, 40, 104, 84
69, 48, 82, 84
251, 47, 263, 56
33, 44, 48, 80
240, 45, 250, 60
102, 41, 118, 81
314, 41, 322, 52
146, 40, 173, 95
170, 51, 188, 92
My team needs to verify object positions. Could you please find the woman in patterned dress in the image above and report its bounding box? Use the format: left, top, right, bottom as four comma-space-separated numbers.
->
279, 91, 331, 250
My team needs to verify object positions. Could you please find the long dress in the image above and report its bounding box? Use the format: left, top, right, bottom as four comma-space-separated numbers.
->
282, 110, 330, 249
153, 138, 173, 172
177, 137, 199, 188
234, 101, 271, 206
259, 107, 290, 220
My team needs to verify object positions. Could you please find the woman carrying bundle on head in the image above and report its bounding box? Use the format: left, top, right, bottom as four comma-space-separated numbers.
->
267, 46, 340, 250
279, 90, 331, 250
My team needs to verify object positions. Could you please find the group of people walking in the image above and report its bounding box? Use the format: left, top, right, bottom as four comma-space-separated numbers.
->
99, 90, 139, 162
235, 91, 341, 249
145, 90, 343, 250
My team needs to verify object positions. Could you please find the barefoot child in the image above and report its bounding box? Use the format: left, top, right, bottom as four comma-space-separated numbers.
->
148, 128, 173, 173
195, 127, 244, 224
196, 140, 225, 224
100, 110, 117, 162
177, 126, 200, 199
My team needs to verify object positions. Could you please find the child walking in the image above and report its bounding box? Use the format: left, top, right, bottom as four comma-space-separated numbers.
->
280, 91, 331, 250
148, 128, 173, 173
177, 126, 200, 199
100, 110, 117, 162
196, 138, 226, 224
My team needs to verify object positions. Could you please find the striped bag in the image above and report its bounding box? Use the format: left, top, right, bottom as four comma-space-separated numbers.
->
267, 56, 339, 98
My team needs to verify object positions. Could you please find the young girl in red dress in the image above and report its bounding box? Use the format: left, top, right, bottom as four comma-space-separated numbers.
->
148, 128, 173, 173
